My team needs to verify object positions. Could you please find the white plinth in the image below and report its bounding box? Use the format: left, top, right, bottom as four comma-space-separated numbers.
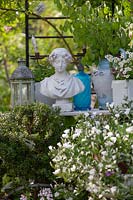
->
52, 99, 73, 112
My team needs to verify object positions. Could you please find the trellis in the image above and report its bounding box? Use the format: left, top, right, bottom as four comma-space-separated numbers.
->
25, 0, 86, 68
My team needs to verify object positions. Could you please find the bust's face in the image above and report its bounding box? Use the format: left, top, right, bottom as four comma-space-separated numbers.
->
49, 48, 72, 73
52, 54, 68, 73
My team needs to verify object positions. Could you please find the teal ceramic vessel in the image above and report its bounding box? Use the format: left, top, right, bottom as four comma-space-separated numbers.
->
73, 71, 91, 110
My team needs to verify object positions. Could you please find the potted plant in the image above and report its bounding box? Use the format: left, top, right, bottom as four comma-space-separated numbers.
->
105, 49, 133, 106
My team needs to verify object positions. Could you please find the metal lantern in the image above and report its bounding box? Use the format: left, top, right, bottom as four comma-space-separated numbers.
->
10, 59, 35, 107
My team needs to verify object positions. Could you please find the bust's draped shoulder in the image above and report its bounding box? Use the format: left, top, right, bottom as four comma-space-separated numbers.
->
40, 75, 84, 99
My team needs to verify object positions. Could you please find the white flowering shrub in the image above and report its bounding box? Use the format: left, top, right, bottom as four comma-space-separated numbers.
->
49, 102, 133, 200
105, 50, 133, 80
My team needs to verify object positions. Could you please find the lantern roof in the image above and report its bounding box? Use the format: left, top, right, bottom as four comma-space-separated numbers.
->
10, 59, 34, 80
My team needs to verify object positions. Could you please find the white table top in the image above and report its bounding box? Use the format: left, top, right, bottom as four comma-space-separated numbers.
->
60, 109, 110, 116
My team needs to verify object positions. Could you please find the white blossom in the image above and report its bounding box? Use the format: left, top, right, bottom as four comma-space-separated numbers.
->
64, 129, 70, 134
98, 163, 103, 168
72, 129, 81, 139
110, 102, 114, 108
115, 113, 120, 118
48, 146, 53, 150
66, 197, 73, 200
98, 194, 103, 198
126, 126, 133, 133
89, 168, 96, 175
110, 186, 117, 194
123, 135, 129, 141
105, 141, 113, 146
112, 155, 116, 160
53, 169, 61, 175
115, 120, 118, 125
57, 142, 61, 147
62, 133, 69, 138
104, 125, 110, 130
71, 165, 76, 172
110, 136, 117, 143
84, 112, 90, 117
54, 192, 60, 197
107, 132, 113, 137
88, 175, 94, 180
63, 142, 72, 149
101, 151, 107, 156
88, 197, 94, 200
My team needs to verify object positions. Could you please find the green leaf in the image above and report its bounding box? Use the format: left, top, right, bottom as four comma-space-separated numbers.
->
100, 48, 104, 56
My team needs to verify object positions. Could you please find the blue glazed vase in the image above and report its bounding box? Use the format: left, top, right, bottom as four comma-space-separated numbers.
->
73, 71, 91, 110
92, 59, 113, 110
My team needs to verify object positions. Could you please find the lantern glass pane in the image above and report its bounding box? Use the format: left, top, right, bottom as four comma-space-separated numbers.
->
27, 83, 31, 101
13, 83, 20, 105
22, 83, 31, 104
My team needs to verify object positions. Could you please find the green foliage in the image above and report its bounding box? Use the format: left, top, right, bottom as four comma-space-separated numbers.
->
0, 103, 72, 198
0, 29, 25, 112
30, 60, 55, 82
0, 0, 26, 111
55, 0, 132, 65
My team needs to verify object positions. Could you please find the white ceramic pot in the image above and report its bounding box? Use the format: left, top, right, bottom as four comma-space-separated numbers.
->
112, 79, 133, 106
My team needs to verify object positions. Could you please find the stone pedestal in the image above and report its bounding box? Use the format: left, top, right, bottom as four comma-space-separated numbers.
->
52, 99, 73, 112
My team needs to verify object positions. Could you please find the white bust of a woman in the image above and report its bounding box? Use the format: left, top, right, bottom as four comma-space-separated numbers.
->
40, 48, 84, 111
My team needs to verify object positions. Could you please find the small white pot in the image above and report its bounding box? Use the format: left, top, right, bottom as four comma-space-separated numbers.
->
112, 79, 133, 106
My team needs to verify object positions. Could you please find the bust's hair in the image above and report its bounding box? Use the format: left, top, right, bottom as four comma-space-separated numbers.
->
48, 48, 72, 64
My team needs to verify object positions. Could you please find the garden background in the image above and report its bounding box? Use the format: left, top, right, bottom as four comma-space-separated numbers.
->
0, 0, 132, 200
